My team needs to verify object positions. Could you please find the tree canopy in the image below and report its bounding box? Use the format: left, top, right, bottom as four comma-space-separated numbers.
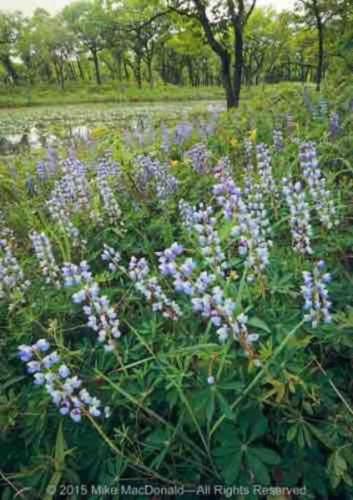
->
0, 0, 352, 107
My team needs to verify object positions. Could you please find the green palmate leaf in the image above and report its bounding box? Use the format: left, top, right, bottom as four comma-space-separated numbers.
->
333, 453, 348, 477
247, 317, 271, 334
213, 438, 242, 457
221, 452, 242, 484
248, 416, 268, 442
287, 425, 298, 442
328, 450, 349, 489
250, 446, 281, 465
246, 453, 271, 485
144, 428, 170, 451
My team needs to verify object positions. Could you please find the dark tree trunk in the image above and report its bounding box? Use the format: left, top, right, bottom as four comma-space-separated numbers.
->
135, 54, 142, 88
316, 18, 324, 91
221, 54, 236, 109
233, 22, 243, 107
123, 59, 130, 80
58, 64, 65, 90
91, 48, 101, 85
115, 53, 123, 81
77, 59, 85, 81
146, 57, 153, 88
69, 63, 77, 81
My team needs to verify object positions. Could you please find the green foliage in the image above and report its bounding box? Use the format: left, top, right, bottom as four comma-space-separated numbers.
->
0, 83, 353, 499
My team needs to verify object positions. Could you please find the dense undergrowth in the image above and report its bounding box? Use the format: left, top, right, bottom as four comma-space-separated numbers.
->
1, 83, 353, 499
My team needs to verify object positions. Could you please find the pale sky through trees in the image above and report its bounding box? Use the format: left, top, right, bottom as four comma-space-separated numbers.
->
3, 0, 296, 16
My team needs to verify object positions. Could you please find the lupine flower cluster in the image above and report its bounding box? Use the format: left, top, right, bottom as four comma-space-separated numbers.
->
46, 157, 91, 244
174, 122, 193, 147
282, 178, 313, 255
301, 260, 332, 328
101, 244, 121, 272
157, 242, 184, 277
182, 204, 227, 276
95, 154, 122, 182
128, 256, 181, 320
299, 142, 338, 229
256, 144, 277, 196
243, 138, 255, 164
61, 156, 91, 211
63, 262, 121, 351
230, 196, 272, 282
273, 128, 284, 152
18, 340, 111, 423
97, 171, 122, 224
0, 210, 14, 242
0, 237, 30, 302
244, 138, 254, 164
161, 123, 171, 154
30, 231, 61, 287
154, 242, 260, 360
191, 285, 259, 358
179, 199, 198, 231
135, 155, 178, 202
36, 147, 58, 180
213, 172, 242, 220
157, 243, 208, 298
184, 143, 212, 174
213, 156, 232, 179
62, 261, 92, 287
329, 112, 341, 139
244, 181, 272, 243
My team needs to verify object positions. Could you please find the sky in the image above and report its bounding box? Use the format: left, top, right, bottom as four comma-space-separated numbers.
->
2, 0, 296, 16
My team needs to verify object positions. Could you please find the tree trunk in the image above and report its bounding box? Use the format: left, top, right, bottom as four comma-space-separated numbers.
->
123, 59, 130, 80
135, 54, 142, 88
316, 19, 324, 91
77, 59, 85, 81
69, 62, 77, 81
91, 48, 101, 85
313, 0, 324, 91
221, 54, 236, 109
116, 53, 123, 81
233, 22, 244, 108
60, 68, 65, 90
103, 58, 116, 79
147, 58, 153, 88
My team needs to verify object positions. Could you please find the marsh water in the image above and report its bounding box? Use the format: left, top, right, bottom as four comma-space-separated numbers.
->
0, 100, 225, 155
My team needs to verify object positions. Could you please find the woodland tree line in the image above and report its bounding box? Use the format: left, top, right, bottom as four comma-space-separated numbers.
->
0, 0, 352, 108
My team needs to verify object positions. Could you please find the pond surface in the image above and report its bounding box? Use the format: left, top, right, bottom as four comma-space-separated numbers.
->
0, 100, 225, 155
